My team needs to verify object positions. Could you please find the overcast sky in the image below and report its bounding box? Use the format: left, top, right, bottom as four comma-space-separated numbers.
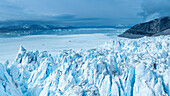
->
0, 0, 170, 26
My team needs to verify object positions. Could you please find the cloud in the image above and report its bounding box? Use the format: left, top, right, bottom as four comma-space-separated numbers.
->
0, 0, 142, 25
0, 0, 43, 20
139, 0, 170, 20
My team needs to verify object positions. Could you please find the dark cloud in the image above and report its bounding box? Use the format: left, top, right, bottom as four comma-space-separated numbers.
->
0, 0, 152, 25
139, 0, 170, 21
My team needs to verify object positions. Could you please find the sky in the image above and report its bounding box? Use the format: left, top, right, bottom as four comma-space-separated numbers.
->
0, 0, 170, 26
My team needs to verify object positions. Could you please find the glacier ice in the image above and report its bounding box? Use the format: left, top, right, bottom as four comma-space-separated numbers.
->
0, 63, 23, 96
0, 35, 170, 96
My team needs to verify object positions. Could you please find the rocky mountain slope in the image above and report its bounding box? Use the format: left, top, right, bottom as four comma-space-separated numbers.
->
118, 16, 170, 38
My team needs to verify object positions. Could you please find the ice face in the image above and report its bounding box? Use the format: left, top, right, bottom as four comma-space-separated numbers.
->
0, 63, 23, 96
0, 35, 170, 96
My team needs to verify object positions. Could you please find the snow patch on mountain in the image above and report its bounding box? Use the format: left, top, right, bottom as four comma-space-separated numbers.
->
0, 35, 170, 96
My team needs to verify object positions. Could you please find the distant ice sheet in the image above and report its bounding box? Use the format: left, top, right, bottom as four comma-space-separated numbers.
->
0, 34, 112, 63
0, 28, 127, 38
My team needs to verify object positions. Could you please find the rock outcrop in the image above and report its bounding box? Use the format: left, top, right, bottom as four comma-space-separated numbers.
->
118, 16, 170, 38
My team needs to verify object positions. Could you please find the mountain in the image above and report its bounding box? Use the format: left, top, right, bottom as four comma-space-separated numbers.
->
0, 21, 76, 33
118, 16, 170, 38
0, 20, 129, 33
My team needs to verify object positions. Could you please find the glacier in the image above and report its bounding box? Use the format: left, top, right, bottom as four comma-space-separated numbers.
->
0, 35, 170, 96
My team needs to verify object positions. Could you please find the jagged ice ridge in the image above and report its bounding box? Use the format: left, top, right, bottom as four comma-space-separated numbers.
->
0, 35, 170, 96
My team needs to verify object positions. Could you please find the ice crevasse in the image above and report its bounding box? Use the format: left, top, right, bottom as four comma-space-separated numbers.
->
0, 35, 170, 96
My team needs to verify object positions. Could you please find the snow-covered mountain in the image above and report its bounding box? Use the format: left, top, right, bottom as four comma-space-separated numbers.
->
0, 35, 169, 96
0, 20, 128, 33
